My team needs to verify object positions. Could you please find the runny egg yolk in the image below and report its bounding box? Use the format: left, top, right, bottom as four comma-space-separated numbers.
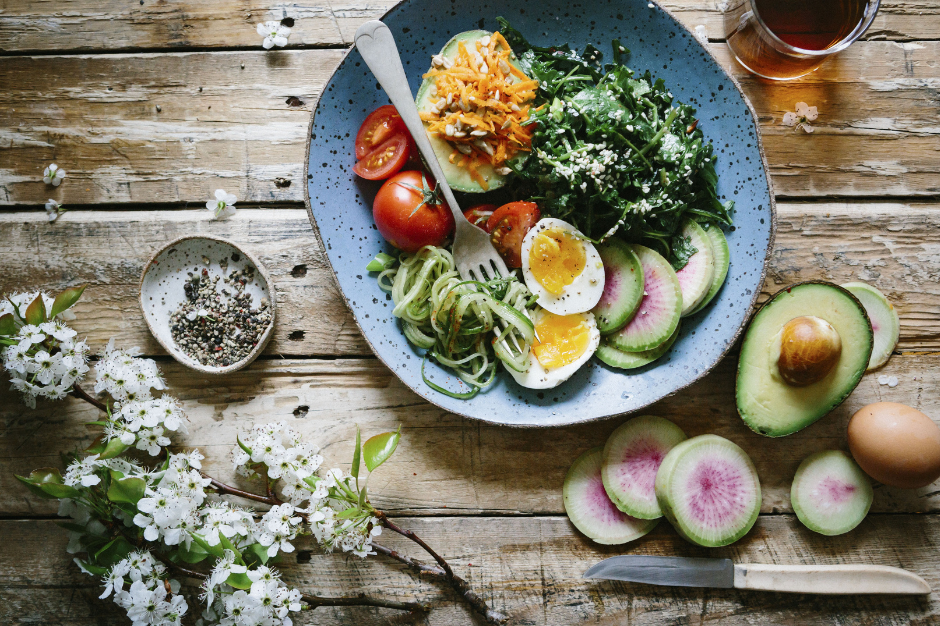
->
528, 227, 586, 296
531, 312, 591, 369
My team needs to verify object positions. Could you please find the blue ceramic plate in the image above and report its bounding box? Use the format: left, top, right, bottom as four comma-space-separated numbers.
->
304, 0, 775, 427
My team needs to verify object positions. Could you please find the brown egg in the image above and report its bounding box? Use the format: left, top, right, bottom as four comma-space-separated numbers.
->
777, 316, 842, 386
847, 402, 940, 489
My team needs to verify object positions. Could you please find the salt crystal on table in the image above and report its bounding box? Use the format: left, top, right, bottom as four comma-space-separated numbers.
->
877, 375, 889, 385
887, 376, 899, 388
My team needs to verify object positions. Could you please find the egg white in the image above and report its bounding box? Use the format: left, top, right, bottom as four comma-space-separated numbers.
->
509, 308, 600, 389
521, 218, 605, 315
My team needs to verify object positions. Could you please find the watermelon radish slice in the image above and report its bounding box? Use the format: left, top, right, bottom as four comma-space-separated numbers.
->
601, 416, 688, 519
592, 239, 644, 335
675, 220, 715, 317
563, 447, 659, 545
690, 225, 730, 315
655, 434, 761, 547
791, 450, 872, 536
606, 245, 682, 352
596, 323, 680, 370
841, 282, 899, 370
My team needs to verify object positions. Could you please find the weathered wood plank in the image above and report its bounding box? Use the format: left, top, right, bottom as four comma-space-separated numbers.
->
0, 0, 935, 54
1, 516, 938, 625
1, 203, 938, 357
1, 351, 937, 518
2, 43, 939, 205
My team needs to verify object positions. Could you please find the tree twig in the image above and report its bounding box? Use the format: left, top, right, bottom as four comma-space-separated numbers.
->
373, 515, 508, 625
70, 383, 108, 412
372, 542, 445, 576
301, 592, 428, 613
204, 475, 279, 506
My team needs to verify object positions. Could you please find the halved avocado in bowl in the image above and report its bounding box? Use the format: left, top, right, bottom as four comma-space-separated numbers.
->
736, 282, 873, 437
414, 30, 527, 193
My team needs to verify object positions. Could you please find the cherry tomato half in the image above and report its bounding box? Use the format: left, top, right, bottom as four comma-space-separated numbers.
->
463, 204, 498, 231
352, 134, 410, 180
373, 171, 455, 253
355, 105, 406, 160
487, 201, 541, 268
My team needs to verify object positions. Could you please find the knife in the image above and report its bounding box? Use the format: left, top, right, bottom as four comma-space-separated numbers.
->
584, 556, 931, 595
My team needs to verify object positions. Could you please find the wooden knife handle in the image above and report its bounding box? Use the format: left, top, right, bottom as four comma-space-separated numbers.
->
733, 564, 930, 595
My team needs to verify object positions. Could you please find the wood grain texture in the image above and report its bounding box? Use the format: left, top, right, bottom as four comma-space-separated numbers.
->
1, 351, 936, 518
1, 516, 938, 625
1, 203, 938, 357
1, 0, 936, 54
2, 42, 940, 205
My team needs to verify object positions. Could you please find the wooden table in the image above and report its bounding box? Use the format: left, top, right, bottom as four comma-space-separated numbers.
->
1, 2, 939, 624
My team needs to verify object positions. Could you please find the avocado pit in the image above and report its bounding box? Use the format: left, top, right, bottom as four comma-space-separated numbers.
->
775, 315, 842, 387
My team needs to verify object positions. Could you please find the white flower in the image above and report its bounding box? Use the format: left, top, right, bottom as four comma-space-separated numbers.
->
43, 163, 65, 186
206, 188, 237, 219
64, 454, 103, 487
782, 102, 818, 134
45, 199, 65, 222
694, 24, 708, 46
257, 21, 291, 49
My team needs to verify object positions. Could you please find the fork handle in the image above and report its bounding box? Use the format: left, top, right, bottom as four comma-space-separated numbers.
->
354, 21, 463, 223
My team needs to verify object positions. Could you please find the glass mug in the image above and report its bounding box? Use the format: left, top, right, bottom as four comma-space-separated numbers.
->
724, 0, 881, 80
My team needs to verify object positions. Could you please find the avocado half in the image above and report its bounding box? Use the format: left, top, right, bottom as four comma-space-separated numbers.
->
736, 281, 873, 437
414, 30, 525, 193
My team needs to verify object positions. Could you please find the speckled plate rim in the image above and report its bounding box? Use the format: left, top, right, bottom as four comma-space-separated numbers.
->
303, 0, 777, 428
138, 235, 277, 375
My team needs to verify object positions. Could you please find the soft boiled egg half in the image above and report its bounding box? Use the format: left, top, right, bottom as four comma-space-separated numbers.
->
509, 308, 600, 389
521, 218, 605, 315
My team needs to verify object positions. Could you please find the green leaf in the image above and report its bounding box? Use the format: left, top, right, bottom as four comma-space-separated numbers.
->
85, 435, 108, 455
218, 532, 244, 563
245, 542, 270, 566
98, 438, 131, 460
176, 541, 210, 565
358, 483, 368, 511
24, 294, 46, 326
335, 507, 361, 520
106, 470, 146, 505
351, 426, 361, 481
362, 427, 401, 472
73, 558, 109, 576
16, 468, 81, 500
94, 536, 135, 567
50, 285, 86, 319
190, 533, 225, 559
0, 313, 15, 336
226, 571, 253, 590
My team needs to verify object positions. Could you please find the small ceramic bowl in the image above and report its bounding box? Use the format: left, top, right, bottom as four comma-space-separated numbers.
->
139, 236, 276, 374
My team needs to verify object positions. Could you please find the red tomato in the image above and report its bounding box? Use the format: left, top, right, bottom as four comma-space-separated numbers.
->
486, 201, 541, 268
355, 105, 406, 159
352, 134, 410, 180
373, 171, 455, 252
463, 204, 497, 231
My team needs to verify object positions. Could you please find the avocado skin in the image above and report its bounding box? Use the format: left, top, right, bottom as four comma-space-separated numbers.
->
735, 281, 873, 438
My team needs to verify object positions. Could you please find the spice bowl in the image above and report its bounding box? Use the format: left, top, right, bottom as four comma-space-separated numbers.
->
139, 236, 276, 374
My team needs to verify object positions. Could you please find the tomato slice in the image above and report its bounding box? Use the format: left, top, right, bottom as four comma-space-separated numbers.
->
463, 204, 497, 231
487, 201, 541, 269
355, 105, 406, 160
352, 134, 410, 180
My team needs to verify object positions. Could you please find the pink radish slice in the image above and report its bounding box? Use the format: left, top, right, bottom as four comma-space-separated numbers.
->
563, 447, 658, 545
602, 416, 687, 519
791, 450, 872, 536
607, 245, 682, 352
675, 219, 715, 317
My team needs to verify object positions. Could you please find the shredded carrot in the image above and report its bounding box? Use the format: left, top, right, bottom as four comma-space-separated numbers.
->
421, 32, 538, 189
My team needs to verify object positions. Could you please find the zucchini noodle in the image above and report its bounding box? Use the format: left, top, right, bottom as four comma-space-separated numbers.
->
375, 246, 536, 398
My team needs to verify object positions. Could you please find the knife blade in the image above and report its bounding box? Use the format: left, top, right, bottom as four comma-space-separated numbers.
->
584, 556, 931, 595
